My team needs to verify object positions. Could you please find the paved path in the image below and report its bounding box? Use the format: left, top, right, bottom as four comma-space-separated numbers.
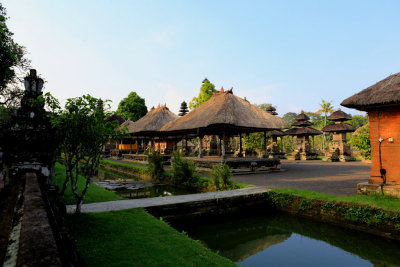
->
232, 160, 370, 196
66, 186, 269, 213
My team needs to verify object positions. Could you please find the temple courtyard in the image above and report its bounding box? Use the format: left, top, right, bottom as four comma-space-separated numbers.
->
231, 160, 370, 196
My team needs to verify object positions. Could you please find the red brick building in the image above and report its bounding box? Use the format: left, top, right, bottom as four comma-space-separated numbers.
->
342, 73, 400, 194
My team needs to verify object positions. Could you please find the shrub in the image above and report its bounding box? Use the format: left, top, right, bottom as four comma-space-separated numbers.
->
211, 163, 233, 191
147, 149, 165, 181
351, 125, 371, 159
172, 150, 196, 185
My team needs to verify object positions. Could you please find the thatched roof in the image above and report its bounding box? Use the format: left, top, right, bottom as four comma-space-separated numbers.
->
341, 73, 400, 110
269, 130, 284, 137
327, 109, 352, 121
128, 105, 178, 135
321, 123, 355, 133
120, 119, 134, 130
161, 89, 288, 135
105, 114, 125, 125
295, 111, 310, 121
284, 127, 322, 136
292, 120, 312, 127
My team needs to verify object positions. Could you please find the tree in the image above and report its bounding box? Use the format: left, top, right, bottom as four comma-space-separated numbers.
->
348, 114, 369, 129
316, 99, 334, 129
116, 91, 147, 121
282, 112, 297, 126
53, 95, 123, 213
0, 3, 30, 106
316, 99, 334, 150
257, 103, 272, 110
189, 78, 218, 109
351, 125, 371, 159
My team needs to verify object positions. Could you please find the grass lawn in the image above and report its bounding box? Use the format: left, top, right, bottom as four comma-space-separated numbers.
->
54, 163, 125, 205
100, 159, 148, 170
272, 188, 400, 212
67, 209, 235, 267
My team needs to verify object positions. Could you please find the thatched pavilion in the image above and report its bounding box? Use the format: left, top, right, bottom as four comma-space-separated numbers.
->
161, 88, 288, 172
285, 111, 322, 160
120, 105, 179, 161
342, 72, 400, 196
321, 109, 355, 162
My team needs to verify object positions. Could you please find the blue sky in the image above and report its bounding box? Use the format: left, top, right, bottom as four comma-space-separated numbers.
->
3, 0, 400, 116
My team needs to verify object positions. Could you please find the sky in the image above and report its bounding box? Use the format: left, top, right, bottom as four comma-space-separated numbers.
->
3, 0, 400, 116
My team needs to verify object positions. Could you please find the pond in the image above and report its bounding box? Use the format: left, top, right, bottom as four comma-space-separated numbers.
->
169, 210, 400, 266
93, 169, 194, 199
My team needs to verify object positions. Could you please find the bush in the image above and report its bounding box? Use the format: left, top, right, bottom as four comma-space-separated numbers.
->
147, 149, 165, 181
211, 163, 233, 191
351, 125, 371, 159
172, 150, 196, 185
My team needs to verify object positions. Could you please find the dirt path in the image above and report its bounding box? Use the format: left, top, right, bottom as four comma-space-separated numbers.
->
232, 160, 371, 196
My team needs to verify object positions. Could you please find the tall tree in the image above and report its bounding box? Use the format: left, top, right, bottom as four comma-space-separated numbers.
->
189, 78, 218, 109
316, 99, 334, 150
53, 95, 123, 213
0, 3, 30, 106
282, 112, 297, 126
116, 91, 147, 121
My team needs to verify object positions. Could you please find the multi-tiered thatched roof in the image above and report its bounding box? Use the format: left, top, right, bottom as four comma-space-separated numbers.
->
341, 73, 400, 110
285, 111, 322, 136
127, 105, 178, 136
321, 109, 355, 133
161, 89, 288, 135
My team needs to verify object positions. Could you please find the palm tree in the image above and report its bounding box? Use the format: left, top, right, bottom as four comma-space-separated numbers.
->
316, 99, 334, 151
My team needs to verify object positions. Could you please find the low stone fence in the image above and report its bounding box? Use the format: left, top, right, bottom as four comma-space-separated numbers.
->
265, 191, 400, 241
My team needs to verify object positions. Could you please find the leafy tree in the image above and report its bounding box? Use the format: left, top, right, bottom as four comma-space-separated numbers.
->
0, 3, 30, 106
53, 95, 122, 213
116, 91, 147, 121
282, 112, 297, 126
350, 125, 371, 159
348, 114, 369, 129
189, 78, 217, 109
257, 103, 272, 110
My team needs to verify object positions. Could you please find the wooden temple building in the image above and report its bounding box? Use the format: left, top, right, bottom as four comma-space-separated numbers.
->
321, 109, 355, 162
285, 111, 322, 160
161, 88, 288, 172
342, 72, 400, 196
119, 104, 179, 162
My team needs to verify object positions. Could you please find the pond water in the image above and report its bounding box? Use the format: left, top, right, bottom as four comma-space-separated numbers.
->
93, 170, 194, 199
169, 211, 400, 266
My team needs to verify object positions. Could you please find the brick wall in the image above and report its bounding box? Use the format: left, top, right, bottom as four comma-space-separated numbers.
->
368, 107, 400, 185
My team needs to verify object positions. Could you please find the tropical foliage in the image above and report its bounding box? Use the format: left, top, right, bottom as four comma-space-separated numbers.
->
350, 125, 371, 159
116, 91, 148, 121
189, 78, 217, 109
211, 163, 233, 191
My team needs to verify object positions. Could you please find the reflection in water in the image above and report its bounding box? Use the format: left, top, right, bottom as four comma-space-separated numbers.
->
170, 212, 400, 266
94, 170, 194, 199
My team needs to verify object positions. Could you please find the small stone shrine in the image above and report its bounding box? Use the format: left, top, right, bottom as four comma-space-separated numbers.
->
321, 109, 355, 162
285, 111, 322, 160
0, 69, 58, 185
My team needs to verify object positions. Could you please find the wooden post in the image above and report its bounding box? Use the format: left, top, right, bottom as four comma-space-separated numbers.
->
264, 131, 267, 158
239, 133, 243, 157
135, 137, 139, 154
221, 132, 226, 159
198, 136, 203, 158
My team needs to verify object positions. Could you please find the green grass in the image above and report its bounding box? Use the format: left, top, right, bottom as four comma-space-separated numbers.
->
67, 209, 235, 267
272, 188, 400, 212
100, 159, 148, 170
54, 163, 124, 205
